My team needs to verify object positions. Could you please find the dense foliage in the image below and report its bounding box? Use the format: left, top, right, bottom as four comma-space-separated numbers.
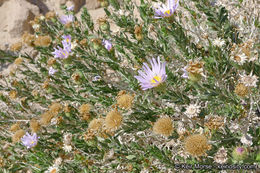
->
0, 0, 259, 172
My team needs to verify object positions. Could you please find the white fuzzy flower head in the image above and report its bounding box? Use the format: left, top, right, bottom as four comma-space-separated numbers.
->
32, 24, 40, 30
63, 133, 72, 145
231, 53, 247, 65
214, 146, 228, 164
229, 122, 239, 133
71, 41, 78, 50
184, 104, 201, 118
54, 157, 62, 166
45, 165, 59, 173
50, 117, 58, 125
240, 133, 253, 146
239, 72, 258, 88
62, 144, 72, 152
40, 15, 45, 20
177, 121, 186, 135
213, 38, 225, 47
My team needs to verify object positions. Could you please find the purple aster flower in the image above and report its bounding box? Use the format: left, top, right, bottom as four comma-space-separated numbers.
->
102, 39, 113, 51
49, 67, 58, 75
21, 132, 39, 149
52, 46, 70, 59
67, 5, 75, 11
93, 75, 101, 81
154, 0, 179, 19
134, 57, 167, 90
60, 14, 74, 25
236, 147, 245, 154
62, 35, 72, 51
181, 66, 189, 78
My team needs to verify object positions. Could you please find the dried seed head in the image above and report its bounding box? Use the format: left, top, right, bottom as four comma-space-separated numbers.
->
63, 104, 71, 113
105, 109, 122, 131
204, 116, 225, 131
31, 89, 39, 97
14, 57, 23, 65
10, 123, 20, 132
9, 66, 17, 76
40, 111, 54, 126
22, 32, 35, 46
97, 17, 107, 25
84, 131, 95, 141
30, 15, 42, 25
81, 113, 91, 121
11, 80, 19, 87
49, 102, 62, 116
0, 157, 4, 167
134, 25, 142, 35
9, 90, 18, 99
79, 104, 91, 121
42, 79, 49, 89
116, 92, 134, 109
30, 119, 41, 133
72, 73, 80, 81
186, 61, 204, 75
65, 22, 72, 28
184, 134, 211, 157
79, 38, 88, 46
10, 42, 22, 52
45, 11, 56, 20
91, 38, 102, 45
134, 25, 143, 41
88, 118, 104, 132
47, 58, 56, 67
234, 55, 242, 62
153, 117, 173, 137
79, 104, 91, 114
34, 35, 52, 47
234, 83, 249, 97
12, 129, 25, 143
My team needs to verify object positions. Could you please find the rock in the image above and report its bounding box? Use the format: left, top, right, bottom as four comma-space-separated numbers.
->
25, 0, 49, 14
0, 0, 39, 50
0, 0, 8, 6
25, 0, 100, 16
42, 0, 98, 15
85, 0, 100, 10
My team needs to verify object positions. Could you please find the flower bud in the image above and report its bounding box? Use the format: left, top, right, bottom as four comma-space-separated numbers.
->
188, 73, 202, 82
98, 17, 109, 31
47, 87, 54, 94
100, 0, 109, 7
232, 147, 248, 161
134, 25, 143, 41
91, 38, 102, 50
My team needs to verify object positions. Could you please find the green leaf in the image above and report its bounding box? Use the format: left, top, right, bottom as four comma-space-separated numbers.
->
126, 155, 136, 160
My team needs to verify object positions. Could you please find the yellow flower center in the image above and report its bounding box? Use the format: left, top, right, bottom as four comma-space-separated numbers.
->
151, 75, 162, 85
164, 10, 171, 15
62, 52, 66, 56
66, 38, 70, 42
50, 169, 57, 173
31, 141, 35, 144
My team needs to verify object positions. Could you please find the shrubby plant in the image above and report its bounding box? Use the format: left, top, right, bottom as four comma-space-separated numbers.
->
0, 0, 259, 172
